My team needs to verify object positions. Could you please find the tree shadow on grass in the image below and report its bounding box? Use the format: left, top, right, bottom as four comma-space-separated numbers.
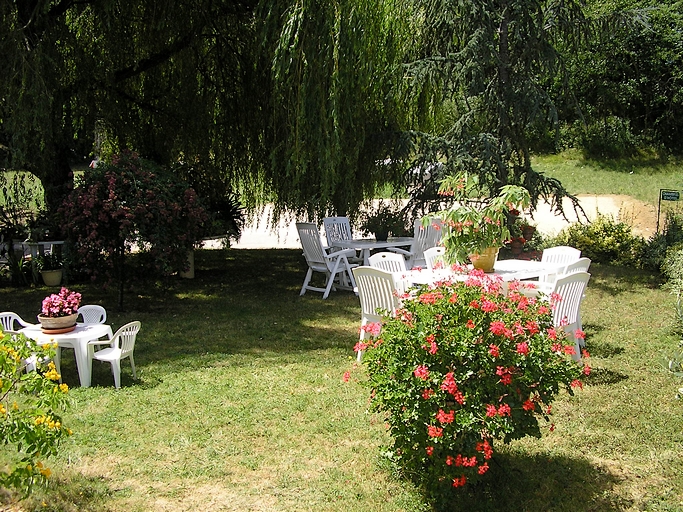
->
432, 451, 631, 512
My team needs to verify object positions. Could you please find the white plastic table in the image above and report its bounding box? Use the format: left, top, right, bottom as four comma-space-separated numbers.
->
334, 237, 414, 265
20, 323, 113, 388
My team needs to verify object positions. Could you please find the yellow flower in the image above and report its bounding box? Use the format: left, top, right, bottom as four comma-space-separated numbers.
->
40, 467, 51, 478
59, 383, 69, 393
12, 402, 18, 410
0, 404, 6, 415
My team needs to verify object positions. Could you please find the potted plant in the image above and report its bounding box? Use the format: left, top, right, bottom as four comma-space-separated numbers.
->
359, 201, 406, 242
37, 287, 82, 332
436, 173, 531, 271
36, 252, 64, 286
517, 218, 537, 242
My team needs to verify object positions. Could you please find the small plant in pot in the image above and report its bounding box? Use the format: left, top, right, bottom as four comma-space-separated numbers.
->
36, 253, 64, 287
436, 173, 531, 271
37, 287, 82, 332
359, 202, 406, 242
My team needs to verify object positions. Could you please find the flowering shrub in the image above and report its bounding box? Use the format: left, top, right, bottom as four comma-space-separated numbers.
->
40, 287, 81, 318
0, 330, 71, 494
59, 151, 209, 303
358, 270, 588, 498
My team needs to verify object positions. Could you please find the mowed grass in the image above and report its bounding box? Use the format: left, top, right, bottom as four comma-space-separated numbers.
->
532, 150, 683, 204
1, 248, 683, 511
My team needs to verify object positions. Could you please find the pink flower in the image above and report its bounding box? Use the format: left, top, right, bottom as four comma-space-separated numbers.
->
485, 405, 498, 417
571, 379, 583, 390
361, 322, 382, 337
574, 329, 586, 340
583, 365, 591, 376
466, 319, 475, 329
436, 409, 455, 424
522, 399, 535, 411
488, 344, 500, 357
342, 371, 350, 383
422, 388, 435, 400
426, 446, 434, 456
489, 321, 506, 336
516, 341, 530, 356
414, 365, 430, 380
497, 403, 511, 417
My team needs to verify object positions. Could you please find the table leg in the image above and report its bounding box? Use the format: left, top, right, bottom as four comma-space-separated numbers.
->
74, 342, 92, 388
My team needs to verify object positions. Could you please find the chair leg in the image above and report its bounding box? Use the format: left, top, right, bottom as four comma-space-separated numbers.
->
129, 354, 137, 380
300, 268, 314, 296
111, 360, 121, 389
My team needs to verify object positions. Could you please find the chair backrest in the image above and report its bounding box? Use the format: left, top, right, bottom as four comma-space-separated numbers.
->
562, 257, 591, 275
407, 217, 443, 267
323, 217, 354, 247
352, 267, 400, 325
368, 252, 407, 273
112, 321, 141, 356
424, 246, 446, 271
551, 272, 590, 330
78, 305, 107, 324
0, 312, 27, 332
541, 246, 581, 265
296, 222, 328, 269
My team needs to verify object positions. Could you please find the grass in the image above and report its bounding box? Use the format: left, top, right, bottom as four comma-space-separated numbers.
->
1, 248, 682, 511
532, 150, 683, 205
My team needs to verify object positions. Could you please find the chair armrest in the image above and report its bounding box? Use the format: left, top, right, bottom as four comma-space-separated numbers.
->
326, 248, 357, 259
386, 247, 412, 257
88, 339, 113, 347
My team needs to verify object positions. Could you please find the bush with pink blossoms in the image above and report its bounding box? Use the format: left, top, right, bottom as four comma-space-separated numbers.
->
358, 269, 589, 500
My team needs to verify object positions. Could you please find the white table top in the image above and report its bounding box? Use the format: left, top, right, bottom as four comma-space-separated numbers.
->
334, 237, 414, 250
20, 323, 113, 343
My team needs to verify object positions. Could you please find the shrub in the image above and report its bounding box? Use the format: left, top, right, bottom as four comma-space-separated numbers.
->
642, 211, 683, 272
0, 330, 71, 495
554, 214, 646, 267
357, 271, 588, 501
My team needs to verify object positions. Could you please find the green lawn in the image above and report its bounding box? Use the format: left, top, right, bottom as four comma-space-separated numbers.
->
1, 248, 682, 511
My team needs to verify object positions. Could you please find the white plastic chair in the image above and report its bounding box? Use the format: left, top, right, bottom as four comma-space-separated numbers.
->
296, 222, 358, 299
352, 266, 401, 361
551, 272, 591, 360
539, 246, 581, 284
323, 216, 362, 263
368, 252, 409, 295
89, 321, 141, 388
388, 217, 443, 269
0, 311, 34, 331
424, 246, 447, 271
78, 305, 107, 324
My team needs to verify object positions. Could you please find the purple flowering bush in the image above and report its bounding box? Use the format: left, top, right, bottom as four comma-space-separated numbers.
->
358, 270, 589, 499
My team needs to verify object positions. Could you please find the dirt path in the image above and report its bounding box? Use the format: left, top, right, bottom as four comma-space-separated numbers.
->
226, 194, 660, 249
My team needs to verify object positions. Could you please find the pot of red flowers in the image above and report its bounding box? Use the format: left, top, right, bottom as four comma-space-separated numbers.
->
37, 287, 82, 333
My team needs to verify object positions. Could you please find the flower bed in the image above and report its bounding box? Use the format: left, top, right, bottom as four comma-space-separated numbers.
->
356, 270, 589, 498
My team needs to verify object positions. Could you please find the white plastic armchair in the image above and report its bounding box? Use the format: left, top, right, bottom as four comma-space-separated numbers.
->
296, 222, 358, 299
551, 271, 591, 360
89, 321, 141, 388
77, 305, 107, 324
368, 252, 409, 295
388, 217, 444, 269
0, 311, 34, 331
424, 246, 447, 271
539, 246, 582, 284
323, 216, 362, 263
352, 266, 401, 361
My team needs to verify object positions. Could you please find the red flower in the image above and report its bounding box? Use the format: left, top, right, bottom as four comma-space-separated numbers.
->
426, 446, 434, 456
478, 463, 489, 475
485, 405, 498, 417
476, 440, 493, 460
516, 341, 530, 356
489, 320, 506, 336
342, 371, 350, 383
522, 399, 535, 411
497, 403, 511, 417
571, 379, 583, 390
452, 475, 467, 488
422, 388, 435, 400
427, 425, 443, 438
574, 328, 586, 340
466, 319, 476, 329
563, 345, 576, 356
436, 409, 455, 424
583, 365, 591, 376
488, 344, 500, 357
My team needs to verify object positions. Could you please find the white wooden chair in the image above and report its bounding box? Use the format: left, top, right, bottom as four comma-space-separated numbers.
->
352, 266, 401, 361
296, 222, 358, 299
89, 321, 141, 388
424, 246, 446, 271
388, 217, 443, 269
551, 271, 591, 360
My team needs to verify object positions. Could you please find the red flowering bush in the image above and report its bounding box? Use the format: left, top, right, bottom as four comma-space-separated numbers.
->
359, 270, 588, 499
59, 151, 209, 302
